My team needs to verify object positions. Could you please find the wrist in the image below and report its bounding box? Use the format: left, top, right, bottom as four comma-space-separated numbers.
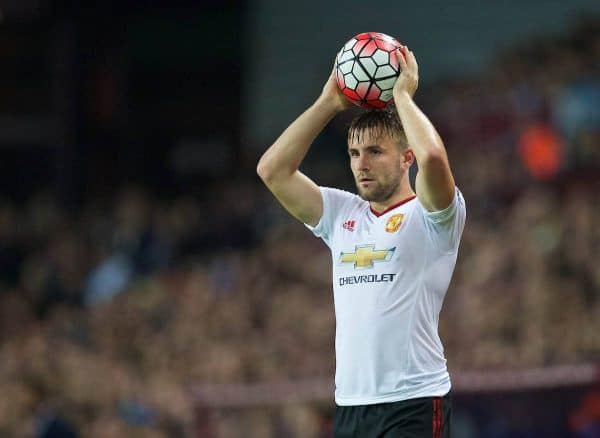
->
393, 89, 412, 104
315, 94, 346, 115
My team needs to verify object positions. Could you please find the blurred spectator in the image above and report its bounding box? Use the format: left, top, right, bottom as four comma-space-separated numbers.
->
570, 388, 600, 438
517, 122, 563, 181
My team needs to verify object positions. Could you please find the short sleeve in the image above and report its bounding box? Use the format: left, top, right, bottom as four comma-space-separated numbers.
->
420, 187, 466, 253
305, 187, 359, 248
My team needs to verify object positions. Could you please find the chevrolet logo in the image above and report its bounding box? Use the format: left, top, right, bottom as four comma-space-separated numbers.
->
339, 245, 395, 269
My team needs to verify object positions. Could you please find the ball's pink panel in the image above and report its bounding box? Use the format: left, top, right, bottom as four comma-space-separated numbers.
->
366, 84, 382, 100
355, 82, 370, 100
361, 40, 378, 57
351, 39, 370, 56
343, 88, 361, 102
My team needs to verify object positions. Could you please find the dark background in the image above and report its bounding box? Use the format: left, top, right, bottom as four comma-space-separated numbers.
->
0, 1, 244, 206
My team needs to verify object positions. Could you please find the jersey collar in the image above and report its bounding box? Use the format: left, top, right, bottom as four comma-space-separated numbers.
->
369, 195, 417, 217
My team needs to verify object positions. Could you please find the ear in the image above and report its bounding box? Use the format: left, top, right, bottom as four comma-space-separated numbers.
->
401, 149, 415, 169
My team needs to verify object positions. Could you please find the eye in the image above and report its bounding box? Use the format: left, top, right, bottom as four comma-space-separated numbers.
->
349, 150, 359, 158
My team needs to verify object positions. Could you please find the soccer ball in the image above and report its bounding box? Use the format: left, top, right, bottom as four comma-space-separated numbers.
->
335, 32, 403, 109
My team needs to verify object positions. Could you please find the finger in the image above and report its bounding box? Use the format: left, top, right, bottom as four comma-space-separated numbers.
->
399, 45, 409, 61
396, 48, 408, 71
407, 50, 418, 73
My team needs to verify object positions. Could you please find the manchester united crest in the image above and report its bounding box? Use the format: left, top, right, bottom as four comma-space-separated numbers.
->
385, 213, 404, 233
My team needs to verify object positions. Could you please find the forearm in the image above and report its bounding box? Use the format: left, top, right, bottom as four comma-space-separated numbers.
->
394, 89, 455, 211
257, 97, 341, 182
393, 90, 447, 164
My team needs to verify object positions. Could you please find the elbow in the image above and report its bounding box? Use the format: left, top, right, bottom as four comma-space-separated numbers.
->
256, 152, 275, 184
256, 160, 269, 184
419, 147, 446, 168
257, 146, 296, 185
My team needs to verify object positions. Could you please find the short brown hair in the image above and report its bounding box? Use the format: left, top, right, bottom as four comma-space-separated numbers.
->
347, 107, 408, 149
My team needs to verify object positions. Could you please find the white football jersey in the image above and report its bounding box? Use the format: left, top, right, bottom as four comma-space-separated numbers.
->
306, 187, 466, 406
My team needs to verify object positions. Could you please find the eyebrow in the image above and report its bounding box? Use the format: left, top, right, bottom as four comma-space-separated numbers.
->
348, 144, 381, 151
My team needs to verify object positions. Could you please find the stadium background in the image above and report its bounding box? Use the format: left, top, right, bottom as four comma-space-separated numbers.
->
0, 1, 599, 437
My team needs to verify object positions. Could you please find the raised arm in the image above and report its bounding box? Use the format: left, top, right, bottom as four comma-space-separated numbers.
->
257, 68, 350, 226
393, 47, 455, 212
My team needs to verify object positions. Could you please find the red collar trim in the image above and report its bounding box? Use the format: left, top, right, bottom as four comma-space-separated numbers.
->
369, 195, 417, 217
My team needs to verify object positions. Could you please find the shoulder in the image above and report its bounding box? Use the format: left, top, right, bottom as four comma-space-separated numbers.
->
306, 187, 366, 240
417, 187, 466, 223
415, 187, 466, 252
318, 186, 365, 211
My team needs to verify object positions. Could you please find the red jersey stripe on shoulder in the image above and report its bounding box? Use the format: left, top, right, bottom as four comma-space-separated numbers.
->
369, 195, 417, 217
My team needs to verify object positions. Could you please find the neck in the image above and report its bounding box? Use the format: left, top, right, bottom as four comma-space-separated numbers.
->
369, 184, 416, 215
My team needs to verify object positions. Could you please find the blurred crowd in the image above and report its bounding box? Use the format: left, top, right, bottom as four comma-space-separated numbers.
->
0, 16, 599, 438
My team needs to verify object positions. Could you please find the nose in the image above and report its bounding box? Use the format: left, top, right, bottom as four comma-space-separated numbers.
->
357, 154, 370, 171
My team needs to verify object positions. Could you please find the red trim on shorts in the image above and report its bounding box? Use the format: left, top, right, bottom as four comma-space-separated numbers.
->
432, 399, 437, 438
369, 195, 416, 217
432, 398, 443, 438
439, 397, 444, 437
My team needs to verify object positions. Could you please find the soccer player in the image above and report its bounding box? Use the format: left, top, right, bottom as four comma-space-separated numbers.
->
257, 46, 465, 438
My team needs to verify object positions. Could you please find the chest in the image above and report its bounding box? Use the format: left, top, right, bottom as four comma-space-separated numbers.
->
331, 207, 426, 272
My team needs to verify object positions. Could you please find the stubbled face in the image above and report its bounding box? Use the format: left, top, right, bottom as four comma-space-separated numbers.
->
348, 132, 406, 203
